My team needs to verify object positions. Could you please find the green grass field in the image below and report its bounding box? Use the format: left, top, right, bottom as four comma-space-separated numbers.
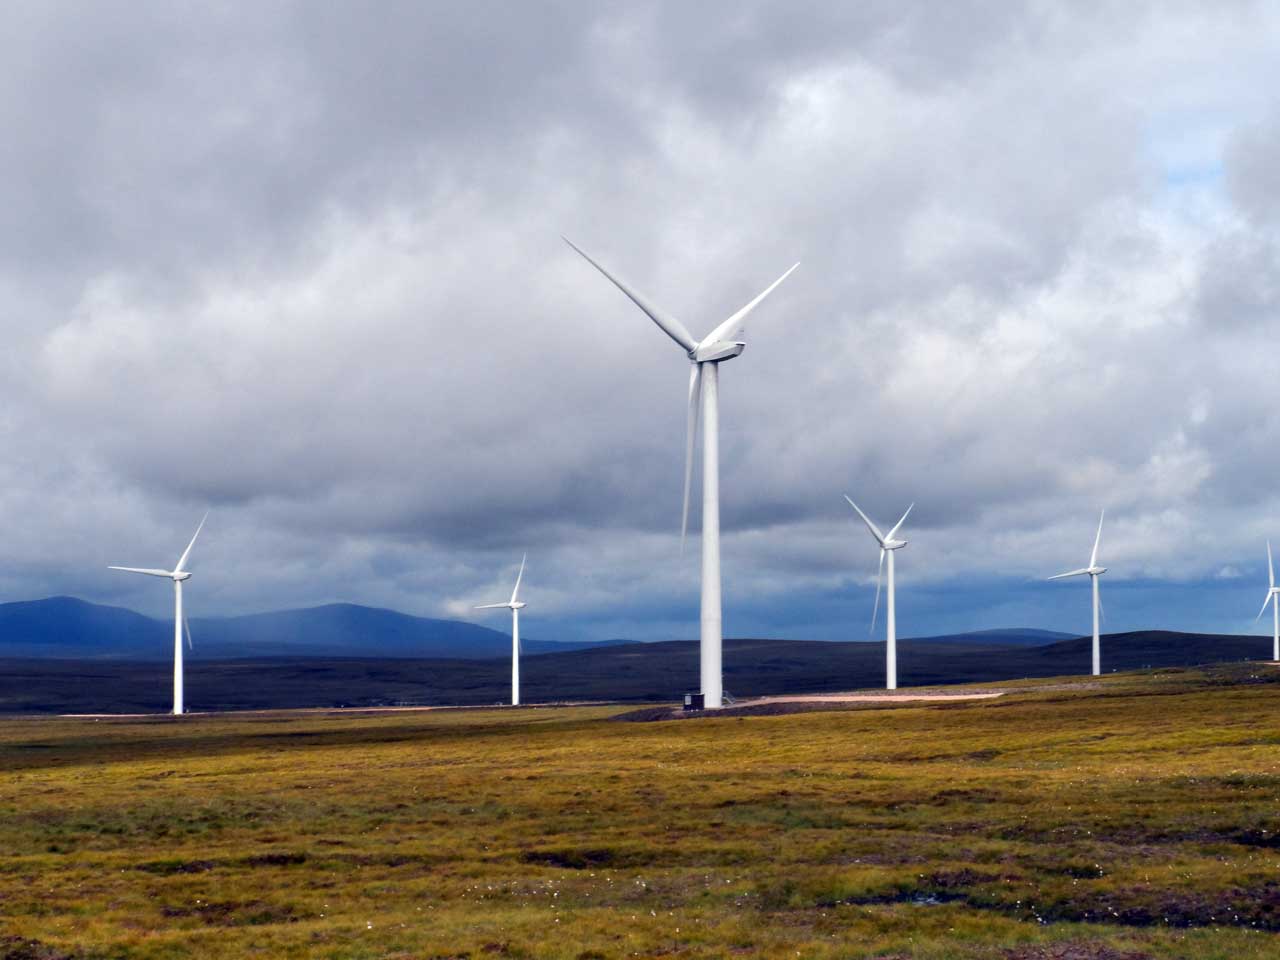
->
1, 664, 1277, 959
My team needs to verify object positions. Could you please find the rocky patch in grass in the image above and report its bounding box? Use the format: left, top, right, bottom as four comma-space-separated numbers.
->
1002, 943, 1152, 959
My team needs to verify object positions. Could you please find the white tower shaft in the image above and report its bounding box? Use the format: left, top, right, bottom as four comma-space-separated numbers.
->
1273, 596, 1278, 662
511, 607, 521, 706
886, 549, 897, 690
1091, 573, 1100, 677
173, 579, 184, 715
700, 362, 723, 709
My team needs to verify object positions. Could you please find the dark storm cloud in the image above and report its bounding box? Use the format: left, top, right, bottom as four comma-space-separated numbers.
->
1, 1, 1280, 639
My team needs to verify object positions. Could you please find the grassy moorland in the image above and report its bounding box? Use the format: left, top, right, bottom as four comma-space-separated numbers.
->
0, 665, 1276, 959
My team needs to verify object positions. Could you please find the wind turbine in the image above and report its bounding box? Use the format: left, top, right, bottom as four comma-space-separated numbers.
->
1254, 541, 1280, 662
108, 513, 207, 715
1049, 510, 1107, 677
566, 238, 798, 709
844, 496, 912, 690
475, 554, 527, 706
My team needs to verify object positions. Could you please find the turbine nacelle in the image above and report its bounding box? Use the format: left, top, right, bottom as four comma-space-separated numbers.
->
884, 538, 908, 551
690, 340, 745, 363
173, 571, 193, 582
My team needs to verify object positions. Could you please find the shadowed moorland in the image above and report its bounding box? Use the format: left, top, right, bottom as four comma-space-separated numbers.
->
0, 630, 1270, 714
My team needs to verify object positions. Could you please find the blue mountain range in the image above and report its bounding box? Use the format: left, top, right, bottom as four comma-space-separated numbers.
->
0, 596, 1073, 661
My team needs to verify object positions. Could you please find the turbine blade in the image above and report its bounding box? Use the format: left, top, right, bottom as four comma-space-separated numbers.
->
107, 566, 175, 578
184, 617, 193, 651
1257, 591, 1273, 621
510, 553, 526, 604
1090, 509, 1105, 569
869, 548, 885, 638
1269, 540, 1275, 590
474, 602, 510, 610
175, 511, 208, 573
1048, 567, 1092, 580
843, 495, 886, 545
681, 363, 702, 552
701, 262, 800, 346
887, 503, 914, 541
563, 238, 699, 353
1097, 588, 1106, 626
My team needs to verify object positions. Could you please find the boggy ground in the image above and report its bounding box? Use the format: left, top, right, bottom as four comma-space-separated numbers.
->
0, 664, 1276, 959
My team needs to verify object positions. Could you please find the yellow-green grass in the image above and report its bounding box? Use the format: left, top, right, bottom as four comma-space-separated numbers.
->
0, 665, 1277, 958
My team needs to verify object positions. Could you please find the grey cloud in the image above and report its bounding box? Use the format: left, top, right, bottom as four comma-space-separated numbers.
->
2, 2, 1280, 640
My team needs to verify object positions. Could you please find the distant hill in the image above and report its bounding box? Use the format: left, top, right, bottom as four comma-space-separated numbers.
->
0, 629, 1272, 714
0, 598, 1081, 662
0, 597, 622, 660
905, 628, 1074, 646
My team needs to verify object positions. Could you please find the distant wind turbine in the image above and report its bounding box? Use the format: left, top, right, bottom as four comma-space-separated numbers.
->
566, 238, 799, 709
844, 496, 912, 690
1049, 510, 1107, 677
475, 554, 527, 706
1254, 541, 1280, 662
108, 513, 207, 715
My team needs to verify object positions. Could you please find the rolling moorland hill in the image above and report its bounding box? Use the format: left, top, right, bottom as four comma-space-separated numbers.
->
0, 629, 1271, 713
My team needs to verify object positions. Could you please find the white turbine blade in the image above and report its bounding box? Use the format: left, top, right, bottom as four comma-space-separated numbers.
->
869, 548, 885, 637
563, 238, 699, 353
843, 495, 887, 546
184, 617, 193, 651
1269, 541, 1275, 590
474, 602, 510, 610
701, 262, 800, 346
1097, 589, 1106, 625
510, 553, 526, 605
175, 511, 209, 573
1089, 509, 1105, 569
887, 503, 914, 541
107, 566, 175, 578
1256, 591, 1273, 621
1048, 567, 1092, 580
681, 363, 702, 552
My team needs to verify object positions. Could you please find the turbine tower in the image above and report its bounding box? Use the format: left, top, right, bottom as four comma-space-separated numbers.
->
566, 239, 798, 709
108, 513, 207, 715
844, 496, 912, 690
1049, 510, 1107, 677
475, 554, 527, 706
1254, 541, 1280, 662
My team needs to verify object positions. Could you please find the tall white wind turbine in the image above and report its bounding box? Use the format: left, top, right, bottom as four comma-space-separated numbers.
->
1253, 541, 1280, 662
475, 554, 527, 706
1049, 510, 1107, 677
844, 496, 912, 690
566, 239, 798, 709
108, 513, 207, 715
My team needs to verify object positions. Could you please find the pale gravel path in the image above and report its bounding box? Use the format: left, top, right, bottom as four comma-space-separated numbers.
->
739, 691, 1004, 706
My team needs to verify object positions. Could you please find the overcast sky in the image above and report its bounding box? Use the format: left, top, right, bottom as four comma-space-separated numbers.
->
3, 1, 1280, 644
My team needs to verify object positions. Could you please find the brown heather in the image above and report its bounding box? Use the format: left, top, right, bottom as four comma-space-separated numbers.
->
0, 663, 1277, 958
